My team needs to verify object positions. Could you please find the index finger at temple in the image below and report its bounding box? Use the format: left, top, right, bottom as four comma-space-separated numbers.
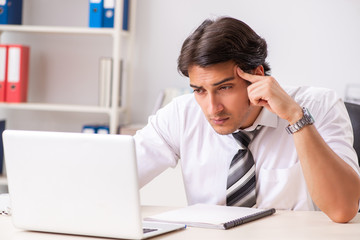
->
236, 67, 262, 83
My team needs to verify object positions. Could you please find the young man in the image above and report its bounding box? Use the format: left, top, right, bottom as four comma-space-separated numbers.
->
134, 17, 360, 223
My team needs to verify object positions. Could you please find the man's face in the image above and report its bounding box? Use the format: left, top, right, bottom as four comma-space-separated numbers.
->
189, 61, 260, 135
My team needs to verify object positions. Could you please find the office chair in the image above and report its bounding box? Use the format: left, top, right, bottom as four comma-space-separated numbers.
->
345, 102, 360, 166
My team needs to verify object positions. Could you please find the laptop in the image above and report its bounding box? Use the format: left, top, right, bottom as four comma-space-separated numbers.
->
3, 130, 185, 239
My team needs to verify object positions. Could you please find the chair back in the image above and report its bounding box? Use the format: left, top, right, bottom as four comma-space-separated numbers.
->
345, 102, 360, 166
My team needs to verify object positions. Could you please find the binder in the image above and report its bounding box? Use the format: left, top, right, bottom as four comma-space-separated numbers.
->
89, 0, 129, 29
6, 45, 29, 103
103, 0, 115, 28
0, 0, 23, 25
82, 125, 97, 134
89, 0, 104, 28
99, 57, 112, 107
97, 125, 110, 134
0, 119, 5, 175
0, 45, 8, 102
82, 124, 109, 134
122, 0, 129, 30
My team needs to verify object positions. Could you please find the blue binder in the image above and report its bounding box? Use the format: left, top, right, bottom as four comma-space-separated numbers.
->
122, 0, 129, 30
103, 0, 129, 30
0, 0, 23, 25
89, 0, 103, 28
82, 125, 97, 134
96, 125, 110, 134
103, 0, 115, 28
82, 124, 109, 134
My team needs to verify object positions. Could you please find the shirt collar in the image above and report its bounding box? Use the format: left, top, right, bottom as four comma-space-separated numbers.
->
242, 107, 278, 132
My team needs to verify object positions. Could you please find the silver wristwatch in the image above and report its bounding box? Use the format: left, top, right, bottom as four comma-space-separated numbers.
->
286, 107, 315, 134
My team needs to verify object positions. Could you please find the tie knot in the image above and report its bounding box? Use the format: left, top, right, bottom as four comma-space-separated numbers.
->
232, 131, 251, 147
232, 126, 262, 148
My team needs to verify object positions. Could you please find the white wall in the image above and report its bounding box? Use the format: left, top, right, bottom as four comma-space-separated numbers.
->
131, 0, 360, 123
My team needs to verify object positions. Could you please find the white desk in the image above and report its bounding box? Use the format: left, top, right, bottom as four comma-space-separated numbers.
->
1, 206, 360, 240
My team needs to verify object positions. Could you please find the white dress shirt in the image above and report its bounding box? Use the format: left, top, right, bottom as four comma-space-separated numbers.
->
134, 86, 360, 210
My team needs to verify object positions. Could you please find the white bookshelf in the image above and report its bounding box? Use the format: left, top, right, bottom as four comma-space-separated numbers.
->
0, 0, 136, 134
0, 25, 122, 36
0, 102, 127, 114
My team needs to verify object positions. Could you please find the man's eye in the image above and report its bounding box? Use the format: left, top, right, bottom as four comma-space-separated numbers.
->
193, 89, 205, 94
220, 86, 232, 90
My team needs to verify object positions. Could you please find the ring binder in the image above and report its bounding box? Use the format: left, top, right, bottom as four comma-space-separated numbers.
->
0, 0, 23, 25
6, 45, 30, 103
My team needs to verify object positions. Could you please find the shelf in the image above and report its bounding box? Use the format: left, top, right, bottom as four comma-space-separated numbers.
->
0, 0, 135, 134
0, 25, 129, 37
0, 103, 125, 114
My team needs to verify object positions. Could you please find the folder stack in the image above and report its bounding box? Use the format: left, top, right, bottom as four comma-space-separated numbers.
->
0, 44, 30, 103
0, 0, 23, 25
89, 0, 129, 30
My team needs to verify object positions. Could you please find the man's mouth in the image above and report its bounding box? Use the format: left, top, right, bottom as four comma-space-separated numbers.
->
211, 117, 230, 125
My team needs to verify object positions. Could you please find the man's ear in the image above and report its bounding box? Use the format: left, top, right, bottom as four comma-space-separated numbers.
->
254, 65, 265, 76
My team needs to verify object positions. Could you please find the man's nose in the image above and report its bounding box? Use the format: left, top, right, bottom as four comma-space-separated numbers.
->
208, 94, 224, 115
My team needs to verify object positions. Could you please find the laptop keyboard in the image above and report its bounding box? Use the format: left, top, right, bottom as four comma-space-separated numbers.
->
143, 228, 158, 234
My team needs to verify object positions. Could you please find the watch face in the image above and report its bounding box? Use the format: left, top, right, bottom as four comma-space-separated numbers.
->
286, 107, 315, 134
303, 108, 315, 124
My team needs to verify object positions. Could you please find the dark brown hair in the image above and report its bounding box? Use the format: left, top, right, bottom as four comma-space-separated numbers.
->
177, 17, 271, 77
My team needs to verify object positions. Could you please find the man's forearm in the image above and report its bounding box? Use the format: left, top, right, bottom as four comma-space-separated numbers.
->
293, 124, 360, 223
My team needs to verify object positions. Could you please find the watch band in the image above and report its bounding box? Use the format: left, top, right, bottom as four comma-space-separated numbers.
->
286, 107, 315, 134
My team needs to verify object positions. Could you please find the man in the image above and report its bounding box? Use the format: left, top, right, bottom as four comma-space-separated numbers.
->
134, 17, 360, 223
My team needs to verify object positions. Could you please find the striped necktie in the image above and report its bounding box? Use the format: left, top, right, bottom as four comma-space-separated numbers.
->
226, 127, 262, 207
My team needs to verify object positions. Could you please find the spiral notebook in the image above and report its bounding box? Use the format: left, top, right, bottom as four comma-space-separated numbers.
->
145, 204, 276, 230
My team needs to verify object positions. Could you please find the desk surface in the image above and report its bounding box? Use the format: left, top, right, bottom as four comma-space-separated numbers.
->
1, 206, 360, 240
